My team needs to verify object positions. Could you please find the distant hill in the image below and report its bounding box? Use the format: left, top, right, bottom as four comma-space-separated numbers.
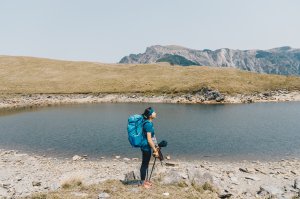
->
1, 55, 300, 95
119, 45, 300, 75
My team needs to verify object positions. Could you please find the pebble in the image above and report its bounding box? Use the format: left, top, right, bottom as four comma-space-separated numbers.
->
98, 192, 110, 198
245, 176, 260, 181
72, 155, 83, 161
162, 192, 170, 196
32, 181, 41, 187
291, 170, 297, 175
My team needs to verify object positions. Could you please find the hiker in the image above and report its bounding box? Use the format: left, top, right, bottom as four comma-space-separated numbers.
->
140, 107, 159, 188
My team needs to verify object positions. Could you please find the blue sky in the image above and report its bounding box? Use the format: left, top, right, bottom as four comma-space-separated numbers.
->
0, 0, 299, 63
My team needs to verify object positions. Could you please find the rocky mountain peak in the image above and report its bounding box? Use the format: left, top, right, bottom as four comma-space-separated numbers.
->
119, 45, 300, 75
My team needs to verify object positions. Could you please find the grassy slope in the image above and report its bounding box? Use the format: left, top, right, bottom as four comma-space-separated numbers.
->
1, 56, 300, 95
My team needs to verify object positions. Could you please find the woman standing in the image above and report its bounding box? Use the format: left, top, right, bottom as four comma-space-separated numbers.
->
140, 107, 159, 188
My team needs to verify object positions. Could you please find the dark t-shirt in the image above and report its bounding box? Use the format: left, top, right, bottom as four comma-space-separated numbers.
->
141, 120, 156, 152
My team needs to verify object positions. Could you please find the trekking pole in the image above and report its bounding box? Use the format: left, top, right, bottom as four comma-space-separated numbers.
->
148, 157, 157, 181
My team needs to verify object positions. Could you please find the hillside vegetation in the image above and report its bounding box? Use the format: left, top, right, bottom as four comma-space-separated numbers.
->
0, 56, 300, 95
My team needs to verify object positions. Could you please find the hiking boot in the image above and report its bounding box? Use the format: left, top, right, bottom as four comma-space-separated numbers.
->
144, 180, 152, 186
138, 182, 151, 189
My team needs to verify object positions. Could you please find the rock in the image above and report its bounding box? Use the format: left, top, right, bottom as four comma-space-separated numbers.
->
227, 172, 234, 178
263, 92, 271, 97
1, 183, 10, 189
124, 171, 136, 182
32, 181, 41, 186
188, 167, 214, 186
185, 94, 193, 101
160, 170, 185, 185
132, 158, 139, 161
165, 162, 177, 167
254, 168, 267, 175
219, 193, 233, 198
0, 187, 7, 197
72, 155, 83, 161
258, 185, 283, 197
98, 192, 110, 198
162, 192, 170, 196
216, 96, 225, 102
115, 156, 120, 159
166, 155, 171, 160
205, 90, 222, 100
244, 98, 253, 103
291, 170, 297, 175
245, 176, 260, 181
239, 168, 252, 173
230, 177, 238, 183
293, 178, 300, 189
123, 158, 130, 162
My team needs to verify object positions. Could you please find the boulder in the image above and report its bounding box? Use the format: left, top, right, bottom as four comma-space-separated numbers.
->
160, 170, 186, 185
257, 185, 283, 197
187, 167, 214, 186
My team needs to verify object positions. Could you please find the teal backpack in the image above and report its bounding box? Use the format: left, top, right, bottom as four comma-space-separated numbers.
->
127, 114, 148, 147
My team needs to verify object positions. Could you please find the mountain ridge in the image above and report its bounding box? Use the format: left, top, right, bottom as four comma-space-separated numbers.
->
119, 45, 300, 75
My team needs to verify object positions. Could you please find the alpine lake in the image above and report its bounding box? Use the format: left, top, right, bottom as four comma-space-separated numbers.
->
0, 102, 300, 161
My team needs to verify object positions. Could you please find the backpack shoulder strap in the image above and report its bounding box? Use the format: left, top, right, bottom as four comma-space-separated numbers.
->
142, 120, 150, 136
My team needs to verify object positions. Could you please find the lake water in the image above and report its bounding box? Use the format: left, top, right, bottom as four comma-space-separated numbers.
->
0, 102, 300, 161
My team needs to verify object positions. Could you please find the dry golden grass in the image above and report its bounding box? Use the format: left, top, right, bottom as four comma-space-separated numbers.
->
1, 55, 300, 95
61, 178, 83, 189
27, 179, 219, 199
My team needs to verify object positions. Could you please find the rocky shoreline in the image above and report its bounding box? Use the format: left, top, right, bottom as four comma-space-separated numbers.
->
0, 149, 300, 198
1, 89, 300, 110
